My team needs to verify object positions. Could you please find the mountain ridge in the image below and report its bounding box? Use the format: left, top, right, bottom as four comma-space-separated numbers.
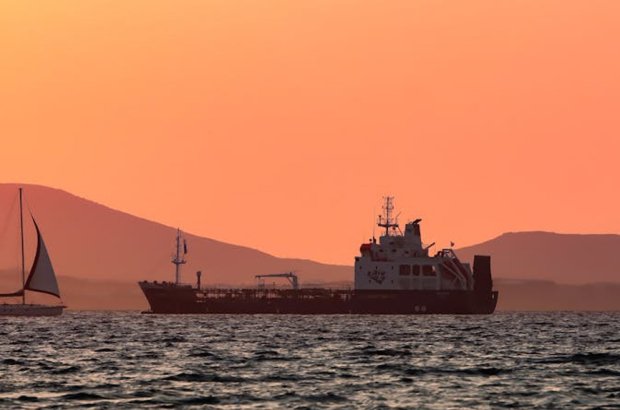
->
457, 231, 620, 284
1, 183, 619, 310
0, 183, 351, 288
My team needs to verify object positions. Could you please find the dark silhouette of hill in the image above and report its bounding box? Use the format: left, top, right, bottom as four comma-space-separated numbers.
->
493, 278, 620, 311
0, 184, 351, 290
1, 183, 619, 310
457, 232, 620, 284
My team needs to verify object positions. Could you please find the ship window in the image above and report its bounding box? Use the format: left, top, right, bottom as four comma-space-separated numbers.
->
422, 265, 436, 276
411, 265, 420, 276
399, 265, 411, 276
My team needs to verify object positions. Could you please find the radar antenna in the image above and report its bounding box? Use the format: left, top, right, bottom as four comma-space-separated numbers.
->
377, 196, 399, 236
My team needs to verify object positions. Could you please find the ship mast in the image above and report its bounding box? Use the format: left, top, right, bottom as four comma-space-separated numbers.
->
172, 228, 186, 285
377, 196, 399, 236
19, 188, 26, 305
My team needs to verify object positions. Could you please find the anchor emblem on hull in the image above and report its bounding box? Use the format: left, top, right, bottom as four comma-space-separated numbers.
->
368, 267, 386, 284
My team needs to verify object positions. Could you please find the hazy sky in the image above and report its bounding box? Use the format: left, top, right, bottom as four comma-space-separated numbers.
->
1, 1, 619, 264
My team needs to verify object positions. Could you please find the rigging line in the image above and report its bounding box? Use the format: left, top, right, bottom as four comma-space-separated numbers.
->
22, 194, 35, 222
19, 194, 36, 267
0, 191, 18, 248
0, 193, 20, 282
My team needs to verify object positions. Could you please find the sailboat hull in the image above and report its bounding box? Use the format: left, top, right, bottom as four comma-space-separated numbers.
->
0, 304, 63, 316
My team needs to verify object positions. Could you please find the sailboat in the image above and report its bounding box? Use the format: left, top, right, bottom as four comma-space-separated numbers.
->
0, 188, 64, 316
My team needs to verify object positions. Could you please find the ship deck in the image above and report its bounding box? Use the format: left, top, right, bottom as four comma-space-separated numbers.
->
138, 281, 498, 314
197, 287, 352, 300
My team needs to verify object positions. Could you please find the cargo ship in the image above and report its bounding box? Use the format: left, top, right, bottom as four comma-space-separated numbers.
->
139, 197, 498, 314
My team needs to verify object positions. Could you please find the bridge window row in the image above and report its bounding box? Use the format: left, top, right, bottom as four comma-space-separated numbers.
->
399, 264, 437, 276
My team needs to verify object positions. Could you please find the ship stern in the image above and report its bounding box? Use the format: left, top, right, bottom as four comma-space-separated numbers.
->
471, 255, 499, 314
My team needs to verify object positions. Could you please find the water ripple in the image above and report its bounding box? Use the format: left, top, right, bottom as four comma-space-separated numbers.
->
0, 312, 619, 408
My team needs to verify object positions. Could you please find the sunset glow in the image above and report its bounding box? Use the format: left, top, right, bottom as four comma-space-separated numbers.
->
1, 1, 619, 264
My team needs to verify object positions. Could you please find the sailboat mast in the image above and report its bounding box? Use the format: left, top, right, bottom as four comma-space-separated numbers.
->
19, 188, 25, 305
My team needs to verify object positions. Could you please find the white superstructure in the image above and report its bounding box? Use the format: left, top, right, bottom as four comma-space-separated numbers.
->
354, 197, 474, 292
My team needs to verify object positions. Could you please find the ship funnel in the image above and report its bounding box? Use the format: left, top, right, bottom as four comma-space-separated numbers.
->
473, 255, 492, 294
405, 219, 422, 237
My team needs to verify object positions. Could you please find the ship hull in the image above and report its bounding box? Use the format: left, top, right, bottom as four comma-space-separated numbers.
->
138, 282, 498, 314
0, 304, 64, 316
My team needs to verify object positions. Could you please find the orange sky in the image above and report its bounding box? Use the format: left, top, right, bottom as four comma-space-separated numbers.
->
1, 1, 619, 265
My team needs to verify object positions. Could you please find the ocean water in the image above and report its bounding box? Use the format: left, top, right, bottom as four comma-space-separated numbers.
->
1, 312, 619, 409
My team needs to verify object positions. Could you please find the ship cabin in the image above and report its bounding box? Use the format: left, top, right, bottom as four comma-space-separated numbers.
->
354, 219, 473, 292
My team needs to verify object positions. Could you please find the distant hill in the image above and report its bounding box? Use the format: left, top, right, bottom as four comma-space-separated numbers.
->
0, 184, 351, 290
1, 183, 619, 310
493, 279, 620, 311
457, 232, 620, 284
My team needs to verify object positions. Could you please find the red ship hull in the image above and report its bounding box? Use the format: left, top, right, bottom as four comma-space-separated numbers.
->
138, 282, 498, 314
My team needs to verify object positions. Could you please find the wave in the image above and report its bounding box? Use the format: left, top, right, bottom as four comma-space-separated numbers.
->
176, 396, 220, 405
302, 392, 348, 403
356, 345, 412, 357
188, 350, 219, 358
252, 350, 298, 361
16, 396, 39, 402
94, 347, 115, 352
536, 352, 620, 365
51, 365, 81, 375
259, 374, 302, 382
376, 363, 510, 377
164, 372, 244, 383
2, 358, 24, 366
60, 392, 106, 401
586, 369, 620, 377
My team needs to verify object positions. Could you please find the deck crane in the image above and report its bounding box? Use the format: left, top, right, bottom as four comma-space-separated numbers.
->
255, 272, 299, 290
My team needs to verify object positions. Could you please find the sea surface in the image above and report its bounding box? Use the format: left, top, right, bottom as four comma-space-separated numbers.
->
1, 312, 619, 409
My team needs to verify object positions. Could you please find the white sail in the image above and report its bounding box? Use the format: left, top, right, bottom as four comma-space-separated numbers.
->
24, 218, 61, 298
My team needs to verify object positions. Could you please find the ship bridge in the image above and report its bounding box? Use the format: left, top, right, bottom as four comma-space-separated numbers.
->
355, 197, 473, 292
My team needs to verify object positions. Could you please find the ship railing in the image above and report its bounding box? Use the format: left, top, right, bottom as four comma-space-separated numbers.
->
438, 248, 460, 260
197, 288, 353, 300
